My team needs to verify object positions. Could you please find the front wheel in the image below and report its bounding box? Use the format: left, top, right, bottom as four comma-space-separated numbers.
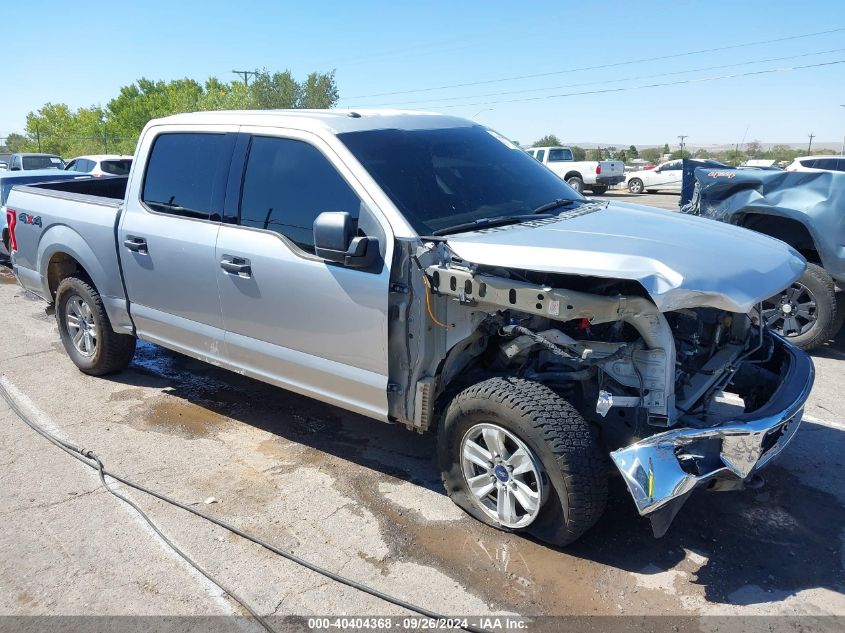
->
756, 263, 844, 351
438, 377, 607, 547
566, 176, 584, 194
56, 275, 137, 375
628, 178, 644, 194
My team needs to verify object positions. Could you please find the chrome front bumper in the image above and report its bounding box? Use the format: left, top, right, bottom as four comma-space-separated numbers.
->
610, 336, 815, 536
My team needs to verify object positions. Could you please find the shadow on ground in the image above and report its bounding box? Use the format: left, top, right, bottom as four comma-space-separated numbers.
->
104, 341, 844, 611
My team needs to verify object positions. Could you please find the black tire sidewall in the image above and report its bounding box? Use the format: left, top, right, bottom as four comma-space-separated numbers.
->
438, 379, 604, 546
56, 277, 108, 372
768, 264, 837, 350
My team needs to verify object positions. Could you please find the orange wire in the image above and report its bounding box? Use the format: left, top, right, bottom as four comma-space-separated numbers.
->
422, 276, 453, 329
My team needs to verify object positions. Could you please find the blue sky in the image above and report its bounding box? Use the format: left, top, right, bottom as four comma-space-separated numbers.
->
4, 0, 845, 148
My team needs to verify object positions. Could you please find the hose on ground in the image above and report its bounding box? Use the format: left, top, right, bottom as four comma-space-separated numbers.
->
0, 381, 490, 633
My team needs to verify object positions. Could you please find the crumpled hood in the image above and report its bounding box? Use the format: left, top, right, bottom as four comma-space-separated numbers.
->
445, 201, 806, 313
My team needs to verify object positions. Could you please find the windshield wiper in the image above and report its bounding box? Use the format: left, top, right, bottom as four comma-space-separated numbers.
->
431, 213, 552, 236
532, 198, 579, 214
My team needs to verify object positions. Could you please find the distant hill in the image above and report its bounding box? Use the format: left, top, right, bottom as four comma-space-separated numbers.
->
568, 141, 842, 151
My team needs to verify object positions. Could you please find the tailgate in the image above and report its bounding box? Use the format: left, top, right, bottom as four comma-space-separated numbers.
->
600, 160, 624, 176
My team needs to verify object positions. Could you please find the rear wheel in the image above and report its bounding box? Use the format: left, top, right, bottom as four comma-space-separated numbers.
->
756, 263, 843, 350
628, 178, 644, 194
438, 377, 607, 547
56, 275, 136, 375
566, 176, 584, 194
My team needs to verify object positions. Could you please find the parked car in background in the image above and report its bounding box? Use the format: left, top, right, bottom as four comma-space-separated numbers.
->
785, 155, 845, 173
526, 146, 624, 194
65, 155, 133, 177
682, 166, 845, 350
6, 153, 65, 171
0, 153, 11, 171
626, 158, 725, 194
6, 110, 813, 545
0, 170, 85, 256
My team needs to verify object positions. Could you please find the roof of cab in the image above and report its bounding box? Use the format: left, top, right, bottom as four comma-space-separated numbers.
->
149, 109, 476, 135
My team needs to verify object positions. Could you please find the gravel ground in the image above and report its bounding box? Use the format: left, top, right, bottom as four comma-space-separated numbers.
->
0, 255, 842, 632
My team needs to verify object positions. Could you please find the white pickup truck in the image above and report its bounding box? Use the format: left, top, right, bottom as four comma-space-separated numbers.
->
526, 146, 624, 194
6, 110, 813, 545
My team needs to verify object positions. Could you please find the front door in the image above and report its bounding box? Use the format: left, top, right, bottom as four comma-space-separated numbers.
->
215, 130, 392, 419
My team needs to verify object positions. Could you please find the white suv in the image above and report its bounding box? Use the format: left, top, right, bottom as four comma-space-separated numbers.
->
65, 155, 133, 177
785, 155, 845, 173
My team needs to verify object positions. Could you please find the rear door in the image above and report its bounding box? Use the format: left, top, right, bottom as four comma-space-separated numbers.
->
215, 128, 392, 419
118, 126, 237, 362
655, 160, 683, 191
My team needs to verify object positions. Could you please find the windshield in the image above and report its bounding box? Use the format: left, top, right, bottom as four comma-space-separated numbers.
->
338, 126, 582, 235
22, 155, 64, 170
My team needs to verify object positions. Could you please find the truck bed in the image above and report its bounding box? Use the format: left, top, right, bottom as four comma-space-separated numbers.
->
6, 176, 133, 334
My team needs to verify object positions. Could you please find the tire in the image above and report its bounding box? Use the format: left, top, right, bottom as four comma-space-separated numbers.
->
55, 275, 136, 375
591, 185, 608, 195
566, 176, 584, 194
757, 263, 844, 351
438, 377, 607, 547
628, 178, 644, 194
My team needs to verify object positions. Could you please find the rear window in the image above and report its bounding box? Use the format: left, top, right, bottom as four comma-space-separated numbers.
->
101, 159, 132, 176
142, 133, 232, 219
22, 156, 63, 170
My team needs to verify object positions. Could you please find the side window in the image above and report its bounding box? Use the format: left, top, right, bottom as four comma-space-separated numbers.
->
535, 149, 546, 163
548, 148, 573, 162
65, 160, 77, 171
816, 158, 837, 170
142, 133, 232, 219
800, 159, 816, 168
239, 136, 362, 254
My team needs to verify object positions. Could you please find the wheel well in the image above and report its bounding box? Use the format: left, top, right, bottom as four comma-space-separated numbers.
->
46, 253, 91, 300
564, 171, 583, 181
741, 214, 820, 264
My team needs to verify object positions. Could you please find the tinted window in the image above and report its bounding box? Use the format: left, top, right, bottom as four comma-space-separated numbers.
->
814, 158, 837, 170
339, 126, 583, 236
22, 155, 63, 170
535, 149, 546, 162
800, 159, 816, 168
239, 136, 361, 253
142, 133, 230, 219
101, 159, 132, 176
548, 148, 573, 162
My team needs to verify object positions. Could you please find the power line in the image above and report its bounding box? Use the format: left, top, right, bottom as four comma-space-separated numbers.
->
232, 69, 258, 86
343, 26, 845, 100
421, 59, 845, 110
351, 47, 845, 108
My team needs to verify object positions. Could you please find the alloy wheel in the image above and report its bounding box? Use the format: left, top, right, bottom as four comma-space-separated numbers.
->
760, 282, 818, 337
66, 295, 98, 356
460, 423, 544, 529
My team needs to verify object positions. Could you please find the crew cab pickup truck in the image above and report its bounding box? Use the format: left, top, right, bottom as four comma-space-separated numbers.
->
526, 146, 624, 194
6, 110, 814, 545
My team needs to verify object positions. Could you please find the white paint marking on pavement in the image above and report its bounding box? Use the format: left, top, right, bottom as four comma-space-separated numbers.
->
0, 374, 237, 616
803, 415, 845, 431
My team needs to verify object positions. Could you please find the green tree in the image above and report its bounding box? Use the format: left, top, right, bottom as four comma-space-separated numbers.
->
661, 143, 670, 155
693, 148, 712, 159
570, 146, 586, 161
4, 132, 31, 153
745, 140, 762, 158
11, 68, 341, 157
533, 134, 563, 147
669, 150, 691, 160
627, 145, 639, 159
640, 147, 661, 163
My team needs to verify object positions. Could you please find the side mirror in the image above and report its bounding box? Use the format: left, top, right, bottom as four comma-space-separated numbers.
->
313, 211, 379, 268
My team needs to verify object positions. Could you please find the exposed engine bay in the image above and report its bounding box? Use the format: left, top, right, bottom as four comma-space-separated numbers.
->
386, 239, 811, 535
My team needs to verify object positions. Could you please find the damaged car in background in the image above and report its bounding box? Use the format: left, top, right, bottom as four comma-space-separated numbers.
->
6, 111, 814, 545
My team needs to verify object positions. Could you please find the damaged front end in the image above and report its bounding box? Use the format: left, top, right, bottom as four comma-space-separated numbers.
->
611, 332, 814, 536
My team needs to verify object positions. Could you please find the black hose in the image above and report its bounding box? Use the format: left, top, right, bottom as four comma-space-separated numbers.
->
0, 381, 491, 633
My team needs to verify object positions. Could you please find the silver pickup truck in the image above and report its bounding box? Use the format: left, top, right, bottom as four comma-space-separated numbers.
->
6, 110, 814, 545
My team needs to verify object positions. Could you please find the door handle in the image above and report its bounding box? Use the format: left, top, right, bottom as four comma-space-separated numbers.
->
220, 256, 251, 277
123, 236, 148, 254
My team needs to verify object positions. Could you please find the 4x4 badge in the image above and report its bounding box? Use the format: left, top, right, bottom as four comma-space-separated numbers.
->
18, 212, 42, 228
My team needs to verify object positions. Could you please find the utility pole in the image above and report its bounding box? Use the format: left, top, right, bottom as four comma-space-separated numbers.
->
677, 135, 687, 155
232, 70, 257, 86
807, 133, 815, 154
35, 122, 41, 152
